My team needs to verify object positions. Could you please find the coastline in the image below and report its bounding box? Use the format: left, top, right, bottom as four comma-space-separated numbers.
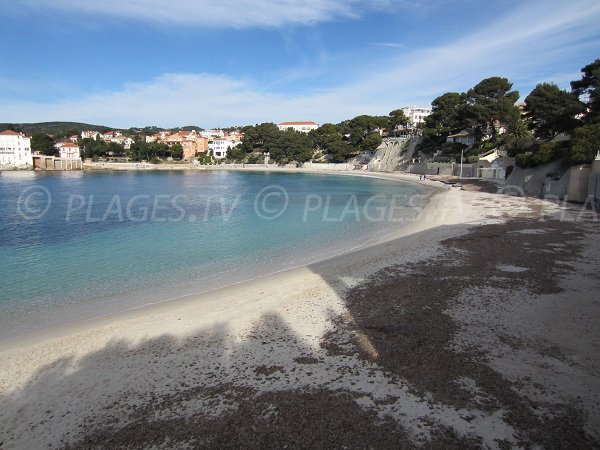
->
1, 172, 598, 448
0, 170, 438, 343
0, 171, 443, 349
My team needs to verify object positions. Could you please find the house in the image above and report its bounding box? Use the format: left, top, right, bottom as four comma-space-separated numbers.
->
106, 135, 135, 150
201, 129, 225, 139
81, 130, 100, 140
69, 135, 79, 143
164, 131, 208, 159
56, 142, 81, 160
277, 121, 319, 133
446, 130, 476, 147
225, 130, 244, 142
146, 131, 171, 143
0, 130, 32, 167
401, 106, 432, 127
101, 130, 123, 140
208, 138, 240, 159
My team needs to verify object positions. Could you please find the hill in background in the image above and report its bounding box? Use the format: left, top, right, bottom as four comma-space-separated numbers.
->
0, 122, 113, 136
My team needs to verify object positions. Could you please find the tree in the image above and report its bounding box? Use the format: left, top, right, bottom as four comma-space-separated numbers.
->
31, 133, 56, 155
338, 115, 387, 153
81, 138, 109, 158
170, 144, 184, 160
106, 142, 125, 156
388, 109, 409, 132
568, 122, 600, 164
423, 92, 465, 137
571, 58, 600, 122
269, 129, 313, 164
502, 117, 533, 152
309, 124, 355, 162
464, 77, 520, 140
524, 83, 585, 139
239, 123, 280, 154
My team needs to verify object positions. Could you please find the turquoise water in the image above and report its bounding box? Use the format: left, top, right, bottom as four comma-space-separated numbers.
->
0, 170, 425, 338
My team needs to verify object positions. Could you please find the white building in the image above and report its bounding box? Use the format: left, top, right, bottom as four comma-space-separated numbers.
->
57, 142, 81, 159
0, 130, 32, 167
81, 130, 100, 140
108, 135, 135, 150
201, 129, 225, 139
401, 106, 432, 127
208, 138, 240, 159
277, 121, 319, 133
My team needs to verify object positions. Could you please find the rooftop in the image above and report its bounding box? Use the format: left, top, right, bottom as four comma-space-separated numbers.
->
0, 130, 23, 136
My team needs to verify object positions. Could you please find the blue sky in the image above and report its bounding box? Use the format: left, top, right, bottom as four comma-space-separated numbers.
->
1, 0, 599, 128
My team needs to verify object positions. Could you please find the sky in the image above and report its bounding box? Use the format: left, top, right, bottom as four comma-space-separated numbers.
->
0, 0, 599, 128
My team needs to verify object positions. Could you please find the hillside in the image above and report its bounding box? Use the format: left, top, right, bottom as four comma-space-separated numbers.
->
0, 121, 112, 135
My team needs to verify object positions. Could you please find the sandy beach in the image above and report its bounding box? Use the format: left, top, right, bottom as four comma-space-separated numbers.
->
1, 174, 599, 449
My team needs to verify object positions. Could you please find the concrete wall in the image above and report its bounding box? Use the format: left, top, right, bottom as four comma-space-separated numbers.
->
566, 165, 591, 203
588, 159, 600, 209
505, 159, 568, 198
302, 162, 353, 171
480, 167, 506, 180
34, 156, 82, 170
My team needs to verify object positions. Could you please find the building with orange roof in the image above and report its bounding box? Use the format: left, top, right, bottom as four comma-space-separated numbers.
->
55, 142, 81, 160
277, 121, 319, 133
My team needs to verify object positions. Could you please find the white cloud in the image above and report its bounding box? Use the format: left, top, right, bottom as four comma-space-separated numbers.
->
2, 0, 599, 127
10, 0, 394, 28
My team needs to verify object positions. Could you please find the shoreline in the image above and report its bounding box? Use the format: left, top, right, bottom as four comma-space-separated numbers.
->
2, 172, 596, 448
0, 171, 445, 350
0, 170, 440, 344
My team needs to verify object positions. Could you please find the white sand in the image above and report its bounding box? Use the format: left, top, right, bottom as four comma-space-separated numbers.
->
0, 175, 580, 448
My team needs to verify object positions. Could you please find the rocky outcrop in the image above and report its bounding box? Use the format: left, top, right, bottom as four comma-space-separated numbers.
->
367, 138, 420, 172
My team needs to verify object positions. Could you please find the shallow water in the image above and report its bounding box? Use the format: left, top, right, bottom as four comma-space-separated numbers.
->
0, 170, 425, 338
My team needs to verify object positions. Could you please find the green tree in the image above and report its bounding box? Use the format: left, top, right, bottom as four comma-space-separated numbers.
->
106, 142, 125, 156
464, 77, 520, 140
31, 132, 56, 155
423, 92, 465, 137
502, 118, 533, 152
571, 58, 600, 122
239, 123, 280, 154
388, 109, 409, 133
269, 129, 313, 164
568, 122, 600, 164
309, 124, 355, 162
339, 115, 387, 153
524, 83, 585, 139
170, 144, 184, 160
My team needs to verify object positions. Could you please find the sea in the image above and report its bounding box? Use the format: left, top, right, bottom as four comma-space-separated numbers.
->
0, 170, 427, 339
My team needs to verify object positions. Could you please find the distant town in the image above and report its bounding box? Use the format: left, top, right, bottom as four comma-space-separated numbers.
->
0, 106, 431, 170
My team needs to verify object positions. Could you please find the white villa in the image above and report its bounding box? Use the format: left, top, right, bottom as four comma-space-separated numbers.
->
277, 121, 319, 133
208, 138, 240, 159
0, 130, 32, 167
201, 129, 225, 139
401, 106, 432, 127
107, 135, 135, 150
55, 142, 81, 159
81, 130, 100, 140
